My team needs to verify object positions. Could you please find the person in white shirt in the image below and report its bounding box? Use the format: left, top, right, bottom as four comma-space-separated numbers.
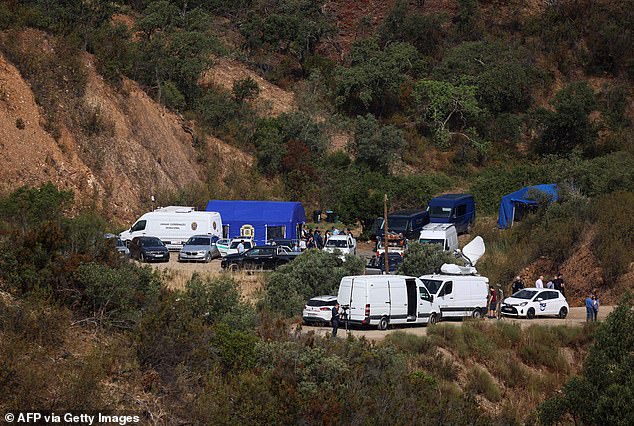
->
535, 275, 544, 288
237, 240, 245, 254
299, 239, 307, 251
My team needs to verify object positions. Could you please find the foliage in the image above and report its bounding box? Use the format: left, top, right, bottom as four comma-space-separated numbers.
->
537, 295, 634, 425
348, 114, 406, 173
262, 250, 364, 317
534, 82, 598, 156
0, 183, 73, 232
232, 77, 260, 103
334, 38, 420, 115
398, 242, 460, 277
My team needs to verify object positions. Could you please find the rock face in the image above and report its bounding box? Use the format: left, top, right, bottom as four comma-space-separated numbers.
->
0, 31, 256, 224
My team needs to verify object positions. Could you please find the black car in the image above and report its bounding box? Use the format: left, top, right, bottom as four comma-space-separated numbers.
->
221, 245, 299, 271
129, 236, 170, 263
366, 252, 404, 274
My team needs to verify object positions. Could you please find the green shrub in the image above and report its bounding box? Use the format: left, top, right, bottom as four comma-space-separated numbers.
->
382, 331, 435, 355
262, 250, 363, 317
466, 366, 501, 402
398, 242, 460, 277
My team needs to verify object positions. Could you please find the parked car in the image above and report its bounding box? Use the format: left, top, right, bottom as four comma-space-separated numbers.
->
366, 252, 404, 275
105, 233, 130, 257
337, 275, 440, 330
501, 288, 569, 319
418, 223, 458, 251
178, 235, 220, 263
225, 238, 254, 256
426, 194, 476, 234
216, 238, 231, 257
221, 245, 298, 271
266, 238, 295, 250
129, 236, 170, 263
323, 234, 357, 258
302, 295, 338, 325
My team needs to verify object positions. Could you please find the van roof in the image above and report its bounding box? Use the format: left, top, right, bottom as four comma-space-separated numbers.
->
428, 194, 473, 206
421, 223, 456, 232
419, 273, 488, 282
389, 209, 427, 217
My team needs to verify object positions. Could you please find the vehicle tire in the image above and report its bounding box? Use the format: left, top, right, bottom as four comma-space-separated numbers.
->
558, 307, 568, 319
527, 308, 536, 320
140, 253, 145, 263
378, 316, 389, 331
428, 313, 438, 326
205, 253, 212, 263
472, 308, 483, 319
228, 263, 239, 272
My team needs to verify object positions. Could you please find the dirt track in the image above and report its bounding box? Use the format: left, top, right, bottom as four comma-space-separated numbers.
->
299, 306, 615, 341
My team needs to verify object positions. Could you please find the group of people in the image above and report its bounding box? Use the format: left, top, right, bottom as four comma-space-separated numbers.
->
533, 274, 566, 294
298, 225, 353, 251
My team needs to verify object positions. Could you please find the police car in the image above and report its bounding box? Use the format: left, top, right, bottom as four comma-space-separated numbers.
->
501, 288, 569, 319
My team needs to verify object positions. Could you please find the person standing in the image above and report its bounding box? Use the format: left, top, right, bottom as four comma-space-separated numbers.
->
512, 276, 525, 294
237, 240, 245, 254
299, 239, 306, 251
331, 302, 341, 337
585, 294, 595, 322
535, 275, 544, 289
488, 288, 497, 319
332, 226, 339, 236
592, 293, 599, 321
553, 274, 565, 295
314, 230, 323, 249
546, 278, 555, 289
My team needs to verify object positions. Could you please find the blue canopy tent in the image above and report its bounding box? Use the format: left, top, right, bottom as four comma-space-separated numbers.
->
205, 200, 306, 244
497, 184, 559, 229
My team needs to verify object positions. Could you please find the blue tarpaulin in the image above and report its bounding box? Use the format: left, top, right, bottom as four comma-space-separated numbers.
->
497, 184, 559, 229
205, 200, 306, 244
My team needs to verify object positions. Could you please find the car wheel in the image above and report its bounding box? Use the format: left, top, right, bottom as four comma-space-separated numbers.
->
140, 253, 145, 263
378, 316, 389, 331
429, 313, 438, 326
472, 308, 483, 319
527, 308, 536, 319
205, 253, 212, 263
558, 307, 568, 319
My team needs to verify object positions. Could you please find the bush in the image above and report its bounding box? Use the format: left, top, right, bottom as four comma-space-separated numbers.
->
262, 250, 364, 317
466, 366, 501, 402
348, 114, 406, 173
398, 242, 460, 277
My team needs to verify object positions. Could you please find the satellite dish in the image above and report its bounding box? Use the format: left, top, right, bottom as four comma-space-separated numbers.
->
461, 236, 485, 266
440, 263, 478, 275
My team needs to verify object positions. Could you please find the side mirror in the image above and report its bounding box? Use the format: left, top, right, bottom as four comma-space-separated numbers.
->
429, 295, 434, 303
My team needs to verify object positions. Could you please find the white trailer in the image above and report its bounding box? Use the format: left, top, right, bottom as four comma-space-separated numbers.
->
120, 206, 222, 250
336, 275, 440, 330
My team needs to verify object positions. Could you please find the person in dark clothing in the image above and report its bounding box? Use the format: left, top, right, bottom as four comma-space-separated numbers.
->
331, 302, 340, 337
314, 230, 323, 249
511, 276, 525, 294
553, 274, 565, 295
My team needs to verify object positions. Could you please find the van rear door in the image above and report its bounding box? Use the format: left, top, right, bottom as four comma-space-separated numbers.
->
388, 278, 407, 322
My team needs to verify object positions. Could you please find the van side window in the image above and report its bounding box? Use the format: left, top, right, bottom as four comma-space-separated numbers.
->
456, 204, 466, 217
131, 220, 146, 232
441, 281, 453, 296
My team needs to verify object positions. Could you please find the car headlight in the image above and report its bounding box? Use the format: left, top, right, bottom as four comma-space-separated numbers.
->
519, 302, 528, 306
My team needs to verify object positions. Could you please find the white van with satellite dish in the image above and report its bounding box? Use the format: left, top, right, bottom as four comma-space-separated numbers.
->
120, 206, 222, 250
419, 236, 489, 319
337, 275, 441, 330
418, 223, 458, 251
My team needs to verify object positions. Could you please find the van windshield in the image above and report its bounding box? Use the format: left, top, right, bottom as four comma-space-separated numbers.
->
428, 206, 452, 218
421, 279, 443, 294
384, 218, 409, 229
419, 238, 444, 246
326, 239, 348, 248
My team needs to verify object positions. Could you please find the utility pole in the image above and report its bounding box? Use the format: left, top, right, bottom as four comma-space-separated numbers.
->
384, 193, 389, 274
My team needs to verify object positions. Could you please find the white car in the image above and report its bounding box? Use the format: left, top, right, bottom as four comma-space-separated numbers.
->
501, 288, 569, 319
302, 295, 338, 325
216, 238, 231, 257
323, 235, 357, 257
225, 238, 254, 256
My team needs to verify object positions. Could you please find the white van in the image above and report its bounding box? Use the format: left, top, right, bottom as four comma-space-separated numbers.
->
418, 223, 458, 251
323, 235, 357, 257
419, 236, 489, 319
120, 206, 222, 250
337, 275, 440, 330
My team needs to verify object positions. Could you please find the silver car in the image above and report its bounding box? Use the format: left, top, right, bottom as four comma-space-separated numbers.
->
178, 235, 220, 263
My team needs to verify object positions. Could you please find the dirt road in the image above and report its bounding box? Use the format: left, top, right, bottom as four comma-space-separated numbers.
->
299, 306, 614, 341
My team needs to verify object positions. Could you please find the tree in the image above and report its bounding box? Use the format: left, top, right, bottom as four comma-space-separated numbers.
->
413, 79, 488, 159
397, 242, 459, 276
535, 82, 597, 155
232, 77, 260, 103
334, 38, 420, 115
348, 114, 406, 173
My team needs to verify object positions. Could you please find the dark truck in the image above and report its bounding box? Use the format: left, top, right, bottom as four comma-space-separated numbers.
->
370, 209, 430, 241
221, 245, 300, 271
426, 194, 475, 234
